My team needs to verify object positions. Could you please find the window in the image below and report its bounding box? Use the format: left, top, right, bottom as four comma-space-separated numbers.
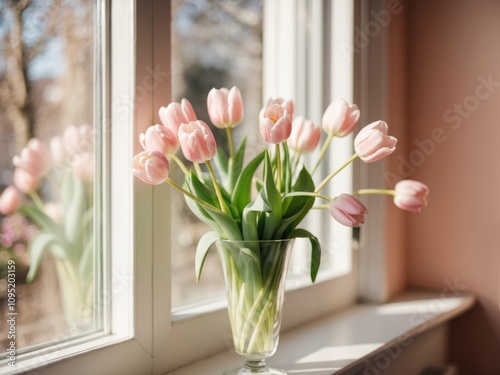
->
0, 1, 362, 374
164, 0, 359, 371
0, 0, 103, 363
170, 0, 357, 315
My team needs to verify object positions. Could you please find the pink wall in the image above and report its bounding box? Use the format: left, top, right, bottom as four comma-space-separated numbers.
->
404, 1, 500, 373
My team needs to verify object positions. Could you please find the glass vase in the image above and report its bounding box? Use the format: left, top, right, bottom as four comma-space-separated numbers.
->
216, 239, 294, 375
54, 257, 94, 334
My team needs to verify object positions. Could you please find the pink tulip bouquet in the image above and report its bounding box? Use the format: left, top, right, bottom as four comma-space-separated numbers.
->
134, 88, 429, 362
132, 87, 429, 283
0, 125, 94, 325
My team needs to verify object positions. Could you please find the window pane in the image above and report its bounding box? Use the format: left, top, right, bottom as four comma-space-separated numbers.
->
171, 0, 263, 309
0, 0, 101, 354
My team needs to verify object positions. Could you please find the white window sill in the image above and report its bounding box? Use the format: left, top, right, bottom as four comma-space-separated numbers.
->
165, 289, 475, 375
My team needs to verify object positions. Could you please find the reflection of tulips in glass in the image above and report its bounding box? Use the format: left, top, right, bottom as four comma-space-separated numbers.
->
0, 125, 94, 330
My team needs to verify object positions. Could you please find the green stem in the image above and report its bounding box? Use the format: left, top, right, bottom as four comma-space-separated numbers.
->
206, 160, 230, 214
291, 151, 302, 178
239, 250, 282, 347
247, 299, 273, 353
28, 191, 45, 211
165, 178, 226, 215
170, 154, 190, 175
312, 204, 330, 210
284, 191, 332, 202
315, 153, 359, 193
311, 133, 334, 175
355, 188, 396, 196
226, 127, 235, 159
276, 144, 282, 192
193, 163, 203, 177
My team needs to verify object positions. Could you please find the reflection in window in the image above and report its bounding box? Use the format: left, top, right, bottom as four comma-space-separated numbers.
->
171, 0, 263, 309
0, 0, 100, 354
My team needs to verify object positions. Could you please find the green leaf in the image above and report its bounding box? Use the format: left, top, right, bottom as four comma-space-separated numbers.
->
19, 205, 64, 240
188, 171, 219, 208
231, 150, 265, 213
228, 136, 247, 191
78, 237, 94, 287
195, 231, 221, 281
262, 151, 282, 239
214, 147, 229, 184
242, 192, 271, 241
27, 232, 66, 283
290, 228, 321, 283
282, 142, 292, 194
64, 175, 86, 248
186, 171, 242, 239
276, 166, 316, 237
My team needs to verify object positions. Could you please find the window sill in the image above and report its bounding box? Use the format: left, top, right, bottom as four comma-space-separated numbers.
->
165, 289, 475, 375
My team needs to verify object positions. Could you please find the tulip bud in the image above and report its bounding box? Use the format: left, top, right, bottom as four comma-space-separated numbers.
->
159, 99, 197, 134
13, 168, 40, 193
259, 104, 292, 144
260, 97, 294, 120
178, 120, 217, 163
207, 86, 244, 129
322, 98, 360, 137
393, 180, 429, 212
0, 186, 20, 215
140, 124, 178, 155
288, 116, 321, 153
329, 194, 368, 227
132, 151, 169, 185
354, 121, 397, 163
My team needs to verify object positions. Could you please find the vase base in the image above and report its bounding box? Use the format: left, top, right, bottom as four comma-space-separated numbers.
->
224, 367, 286, 375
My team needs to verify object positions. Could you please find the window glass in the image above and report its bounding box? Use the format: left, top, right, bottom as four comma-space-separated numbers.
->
0, 0, 101, 355
171, 0, 263, 309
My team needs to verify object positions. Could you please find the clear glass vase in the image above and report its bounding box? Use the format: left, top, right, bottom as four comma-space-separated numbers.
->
216, 239, 294, 375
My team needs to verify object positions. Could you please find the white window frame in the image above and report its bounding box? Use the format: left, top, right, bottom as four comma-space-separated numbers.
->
0, 1, 391, 374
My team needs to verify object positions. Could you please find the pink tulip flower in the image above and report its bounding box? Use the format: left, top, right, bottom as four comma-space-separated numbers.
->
329, 194, 368, 227
259, 104, 292, 144
260, 97, 294, 120
13, 168, 40, 193
288, 116, 321, 153
354, 121, 397, 163
0, 186, 20, 215
393, 180, 429, 212
207, 86, 244, 128
178, 120, 217, 163
13, 138, 51, 178
132, 151, 169, 185
140, 124, 178, 155
322, 98, 360, 137
159, 99, 197, 134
